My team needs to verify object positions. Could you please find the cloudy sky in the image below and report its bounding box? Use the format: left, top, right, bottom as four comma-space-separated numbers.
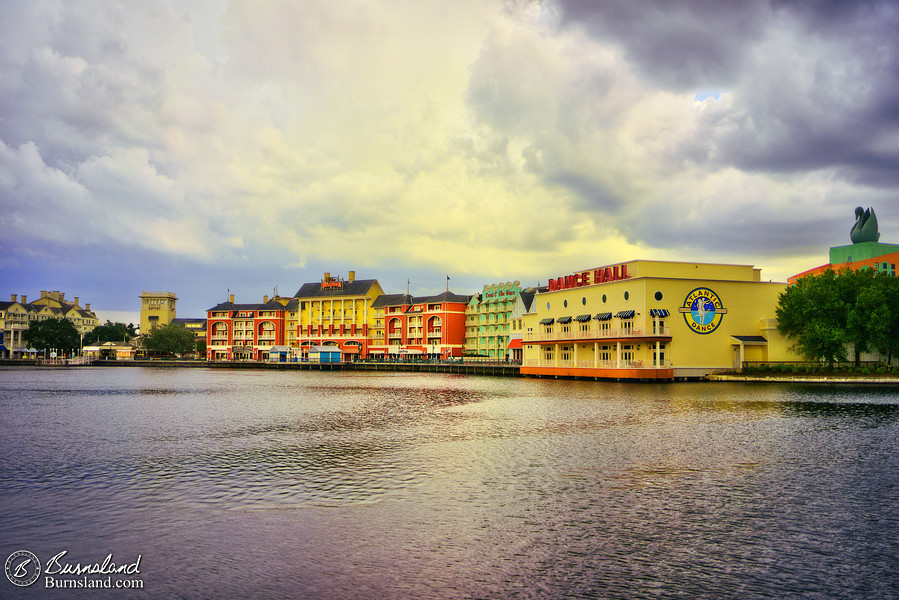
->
2, 0, 897, 324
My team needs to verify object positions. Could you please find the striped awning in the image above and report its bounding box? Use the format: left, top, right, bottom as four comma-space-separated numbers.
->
650, 309, 670, 317
615, 310, 635, 318
574, 314, 592, 322
594, 312, 613, 321
540, 318, 555, 325
557, 316, 572, 324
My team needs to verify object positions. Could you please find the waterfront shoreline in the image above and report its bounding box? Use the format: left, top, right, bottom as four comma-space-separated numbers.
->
4, 358, 899, 383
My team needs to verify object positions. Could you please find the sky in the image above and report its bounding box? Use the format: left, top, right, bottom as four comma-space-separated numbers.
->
2, 0, 898, 325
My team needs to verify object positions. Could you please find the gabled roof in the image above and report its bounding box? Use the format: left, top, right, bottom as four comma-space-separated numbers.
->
415, 291, 471, 305
294, 279, 379, 299
206, 299, 290, 313
372, 291, 471, 309
519, 290, 537, 312
207, 301, 237, 312
371, 294, 413, 309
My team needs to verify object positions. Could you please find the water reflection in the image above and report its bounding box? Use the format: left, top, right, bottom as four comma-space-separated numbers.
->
0, 368, 897, 599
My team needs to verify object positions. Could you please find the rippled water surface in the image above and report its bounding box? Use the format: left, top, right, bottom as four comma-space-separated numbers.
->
1, 367, 897, 599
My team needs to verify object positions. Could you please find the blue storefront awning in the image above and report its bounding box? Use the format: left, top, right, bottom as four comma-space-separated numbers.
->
650, 309, 670, 317
539, 318, 555, 325
615, 310, 635, 319
557, 316, 572, 324
574, 314, 592, 322
594, 312, 613, 321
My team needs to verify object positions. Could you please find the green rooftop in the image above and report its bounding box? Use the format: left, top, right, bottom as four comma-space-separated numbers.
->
830, 242, 899, 265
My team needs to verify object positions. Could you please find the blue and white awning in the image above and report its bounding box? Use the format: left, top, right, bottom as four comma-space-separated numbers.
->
557, 316, 572, 324
594, 312, 613, 321
539, 318, 555, 325
650, 309, 670, 317
615, 310, 635, 319
574, 314, 592, 322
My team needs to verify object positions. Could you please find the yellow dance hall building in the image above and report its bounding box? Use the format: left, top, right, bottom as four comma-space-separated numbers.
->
520, 260, 798, 381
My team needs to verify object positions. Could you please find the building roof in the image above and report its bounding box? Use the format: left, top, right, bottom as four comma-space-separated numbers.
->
294, 279, 379, 299
371, 294, 413, 308
371, 291, 471, 309
416, 291, 472, 304
205, 298, 291, 313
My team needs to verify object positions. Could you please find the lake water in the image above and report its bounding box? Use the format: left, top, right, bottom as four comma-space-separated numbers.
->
0, 367, 897, 599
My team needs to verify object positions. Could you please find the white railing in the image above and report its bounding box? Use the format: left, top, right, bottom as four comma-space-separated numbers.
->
524, 326, 670, 342
522, 359, 672, 370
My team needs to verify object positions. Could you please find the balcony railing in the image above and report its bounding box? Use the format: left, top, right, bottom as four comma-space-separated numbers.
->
524, 327, 670, 342
523, 359, 672, 369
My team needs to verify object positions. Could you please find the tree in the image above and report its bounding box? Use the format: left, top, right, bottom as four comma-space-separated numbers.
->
84, 321, 136, 345
777, 268, 899, 368
776, 270, 849, 368
23, 318, 80, 355
195, 338, 207, 356
142, 323, 196, 355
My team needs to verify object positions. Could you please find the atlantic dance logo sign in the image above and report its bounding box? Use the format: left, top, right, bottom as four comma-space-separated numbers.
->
679, 288, 727, 334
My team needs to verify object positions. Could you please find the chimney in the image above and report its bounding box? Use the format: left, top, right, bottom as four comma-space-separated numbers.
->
85, 303, 91, 311
349, 270, 356, 282
263, 295, 269, 303
21, 295, 27, 304
10, 294, 16, 303
59, 292, 65, 301
229, 294, 235, 304
74, 296, 80, 306
324, 272, 331, 282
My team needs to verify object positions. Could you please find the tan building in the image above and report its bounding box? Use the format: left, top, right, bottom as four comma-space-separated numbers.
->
139, 291, 177, 333
521, 260, 798, 381
0, 291, 98, 357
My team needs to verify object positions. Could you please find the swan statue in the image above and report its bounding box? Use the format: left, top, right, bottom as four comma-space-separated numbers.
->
850, 206, 880, 243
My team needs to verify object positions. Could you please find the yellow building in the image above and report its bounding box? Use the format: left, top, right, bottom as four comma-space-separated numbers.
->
521, 260, 797, 381
294, 271, 384, 360
139, 291, 177, 333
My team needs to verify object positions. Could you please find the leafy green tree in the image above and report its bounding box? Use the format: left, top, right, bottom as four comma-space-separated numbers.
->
142, 323, 196, 355
866, 274, 899, 363
23, 318, 80, 355
776, 270, 849, 368
778, 268, 899, 368
195, 338, 207, 356
84, 321, 136, 345
841, 268, 878, 366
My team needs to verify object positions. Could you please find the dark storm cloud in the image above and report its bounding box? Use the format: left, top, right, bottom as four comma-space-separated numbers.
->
556, 0, 899, 187
555, 0, 770, 90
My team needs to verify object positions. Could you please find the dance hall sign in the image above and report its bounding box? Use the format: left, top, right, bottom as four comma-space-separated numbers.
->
547, 264, 630, 292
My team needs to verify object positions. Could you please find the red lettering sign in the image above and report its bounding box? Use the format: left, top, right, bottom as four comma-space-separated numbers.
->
550, 264, 630, 290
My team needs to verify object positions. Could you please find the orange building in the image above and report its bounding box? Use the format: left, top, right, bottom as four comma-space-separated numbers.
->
788, 242, 899, 284
369, 291, 470, 359
206, 294, 295, 361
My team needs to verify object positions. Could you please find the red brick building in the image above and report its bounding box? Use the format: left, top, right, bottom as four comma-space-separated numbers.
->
206, 294, 296, 361
369, 291, 470, 360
